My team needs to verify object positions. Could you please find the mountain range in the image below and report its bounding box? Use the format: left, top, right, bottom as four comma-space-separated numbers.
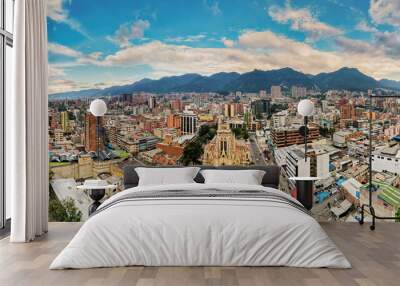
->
50, 67, 400, 99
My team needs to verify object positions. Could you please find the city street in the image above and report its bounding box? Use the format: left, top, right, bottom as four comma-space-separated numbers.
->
249, 134, 267, 166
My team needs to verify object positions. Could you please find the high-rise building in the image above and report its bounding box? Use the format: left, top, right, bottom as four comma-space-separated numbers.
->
286, 147, 329, 188
121, 93, 133, 103
271, 86, 282, 98
271, 125, 320, 147
167, 114, 181, 129
53, 129, 64, 143
170, 99, 183, 111
49, 111, 59, 129
223, 103, 235, 118
259, 90, 267, 98
286, 148, 311, 179
291, 86, 307, 98
180, 113, 197, 135
224, 103, 241, 118
251, 99, 271, 117
271, 111, 288, 128
60, 111, 70, 132
148, 96, 157, 110
340, 101, 356, 120
85, 113, 103, 152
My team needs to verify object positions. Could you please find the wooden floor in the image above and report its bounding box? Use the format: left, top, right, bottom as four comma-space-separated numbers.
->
0, 222, 399, 286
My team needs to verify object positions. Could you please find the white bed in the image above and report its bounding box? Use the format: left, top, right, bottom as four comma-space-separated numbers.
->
50, 183, 351, 269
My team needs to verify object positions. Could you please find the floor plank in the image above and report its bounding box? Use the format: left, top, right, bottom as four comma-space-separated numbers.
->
0, 222, 399, 286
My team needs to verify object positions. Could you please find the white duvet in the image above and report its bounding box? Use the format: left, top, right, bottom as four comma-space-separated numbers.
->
50, 183, 351, 269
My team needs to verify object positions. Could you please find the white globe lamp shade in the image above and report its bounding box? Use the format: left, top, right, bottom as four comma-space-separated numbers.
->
297, 99, 315, 116
90, 99, 107, 117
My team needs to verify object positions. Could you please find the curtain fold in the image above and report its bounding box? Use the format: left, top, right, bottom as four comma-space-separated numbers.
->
8, 0, 48, 242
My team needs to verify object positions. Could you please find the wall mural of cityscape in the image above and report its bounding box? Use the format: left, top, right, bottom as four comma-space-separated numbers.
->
47, 0, 400, 222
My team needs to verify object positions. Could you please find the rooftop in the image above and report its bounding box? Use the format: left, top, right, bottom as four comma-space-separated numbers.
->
373, 145, 400, 158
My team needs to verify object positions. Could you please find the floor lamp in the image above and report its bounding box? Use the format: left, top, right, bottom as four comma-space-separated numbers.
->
89, 99, 107, 159
297, 99, 315, 161
87, 99, 108, 215
359, 92, 400, 230
289, 99, 317, 210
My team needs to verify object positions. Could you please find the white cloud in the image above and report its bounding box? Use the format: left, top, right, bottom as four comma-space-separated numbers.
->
221, 37, 234, 47
48, 64, 66, 78
107, 20, 150, 47
102, 41, 263, 75
47, 0, 90, 38
48, 79, 89, 94
87, 52, 103, 60
47, 0, 68, 22
48, 42, 107, 69
49, 28, 400, 93
369, 0, 400, 27
101, 29, 400, 80
335, 37, 376, 54
101, 31, 339, 76
165, 34, 206, 43
48, 42, 82, 58
356, 20, 378, 33
48, 76, 135, 94
374, 31, 400, 58
203, 0, 221, 15
268, 3, 343, 41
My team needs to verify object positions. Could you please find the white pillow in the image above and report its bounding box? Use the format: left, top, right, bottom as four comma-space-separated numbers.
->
200, 169, 266, 185
136, 167, 200, 186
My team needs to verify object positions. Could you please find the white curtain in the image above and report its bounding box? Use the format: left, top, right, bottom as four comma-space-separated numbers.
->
7, 0, 49, 242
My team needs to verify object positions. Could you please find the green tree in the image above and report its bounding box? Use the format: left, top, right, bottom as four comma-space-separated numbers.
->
231, 128, 249, 140
58, 104, 67, 112
242, 129, 249, 140
68, 112, 76, 120
180, 124, 216, 165
181, 141, 203, 166
231, 128, 242, 138
63, 198, 82, 222
49, 198, 68, 222
49, 188, 82, 222
198, 125, 210, 138
395, 208, 400, 223
270, 103, 288, 114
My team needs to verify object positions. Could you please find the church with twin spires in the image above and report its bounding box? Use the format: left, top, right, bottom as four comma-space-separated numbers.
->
202, 118, 252, 166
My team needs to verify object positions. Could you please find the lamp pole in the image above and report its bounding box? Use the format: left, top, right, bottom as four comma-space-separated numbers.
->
304, 116, 308, 161
297, 99, 314, 161
368, 92, 372, 208
97, 116, 100, 162
87, 99, 108, 215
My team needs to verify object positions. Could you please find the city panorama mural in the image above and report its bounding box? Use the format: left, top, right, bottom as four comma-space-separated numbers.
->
47, 0, 400, 222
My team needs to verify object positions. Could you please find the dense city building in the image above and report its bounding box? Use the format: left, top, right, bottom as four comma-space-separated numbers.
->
84, 113, 102, 152
180, 112, 198, 135
291, 86, 307, 98
251, 99, 271, 117
271, 85, 282, 98
271, 125, 320, 147
60, 111, 70, 132
148, 96, 157, 110
48, 86, 400, 223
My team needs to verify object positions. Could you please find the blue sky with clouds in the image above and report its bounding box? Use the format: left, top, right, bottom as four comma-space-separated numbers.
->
47, 0, 400, 93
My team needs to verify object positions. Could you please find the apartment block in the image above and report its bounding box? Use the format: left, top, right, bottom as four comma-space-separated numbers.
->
271, 125, 319, 147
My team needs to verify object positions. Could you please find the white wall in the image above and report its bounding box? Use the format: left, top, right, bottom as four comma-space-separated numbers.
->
372, 155, 400, 175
